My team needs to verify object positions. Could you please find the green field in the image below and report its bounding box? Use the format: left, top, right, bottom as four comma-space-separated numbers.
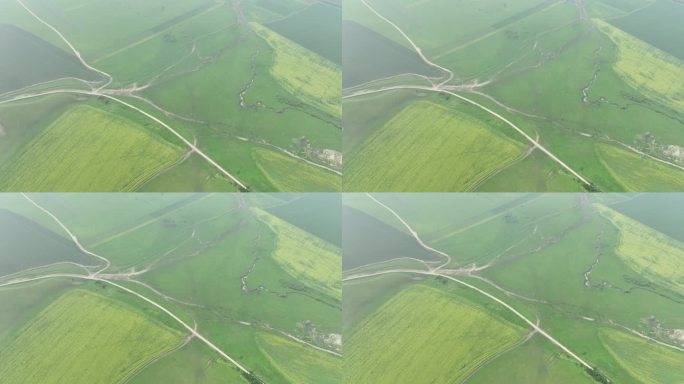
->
595, 143, 684, 191
256, 332, 341, 384
267, 194, 342, 247
128, 339, 246, 384
612, 193, 684, 243
0, 105, 182, 191
345, 0, 550, 57
609, 0, 684, 60
344, 101, 525, 191
138, 153, 240, 192
467, 334, 595, 384
342, 204, 440, 269
0, 290, 182, 384
253, 148, 340, 192
253, 208, 341, 298
342, 20, 442, 87
596, 18, 684, 113
600, 328, 684, 384
345, 284, 524, 384
252, 22, 341, 118
596, 204, 684, 294
19, 0, 216, 61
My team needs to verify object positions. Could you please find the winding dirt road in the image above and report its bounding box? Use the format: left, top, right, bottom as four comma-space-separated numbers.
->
365, 193, 451, 268
16, 0, 112, 89
359, 0, 453, 86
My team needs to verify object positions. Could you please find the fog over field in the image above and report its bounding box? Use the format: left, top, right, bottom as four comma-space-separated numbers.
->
0, 193, 341, 384
343, 0, 684, 192
344, 193, 684, 383
0, 0, 341, 192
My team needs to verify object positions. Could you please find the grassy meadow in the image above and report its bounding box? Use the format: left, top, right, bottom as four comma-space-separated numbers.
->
252, 207, 342, 299
0, 105, 183, 191
256, 332, 341, 384
0, 290, 182, 384
251, 22, 341, 118
344, 101, 525, 191
344, 284, 525, 384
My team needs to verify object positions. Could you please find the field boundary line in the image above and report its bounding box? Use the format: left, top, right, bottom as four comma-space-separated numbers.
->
433, 0, 565, 60
430, 194, 544, 244
92, 3, 223, 64
89, 195, 212, 248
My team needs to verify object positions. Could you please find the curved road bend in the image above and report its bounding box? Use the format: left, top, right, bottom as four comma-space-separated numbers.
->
16, 0, 113, 89
366, 193, 452, 268
360, 0, 454, 86
22, 193, 111, 274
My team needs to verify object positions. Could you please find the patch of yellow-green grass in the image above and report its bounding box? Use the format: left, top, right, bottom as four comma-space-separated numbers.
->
0, 105, 183, 191
600, 328, 684, 384
253, 148, 340, 192
596, 18, 684, 113
0, 289, 182, 384
256, 332, 340, 384
595, 204, 684, 294
251, 22, 341, 117
252, 208, 341, 298
345, 284, 524, 384
344, 101, 525, 191
596, 143, 684, 191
